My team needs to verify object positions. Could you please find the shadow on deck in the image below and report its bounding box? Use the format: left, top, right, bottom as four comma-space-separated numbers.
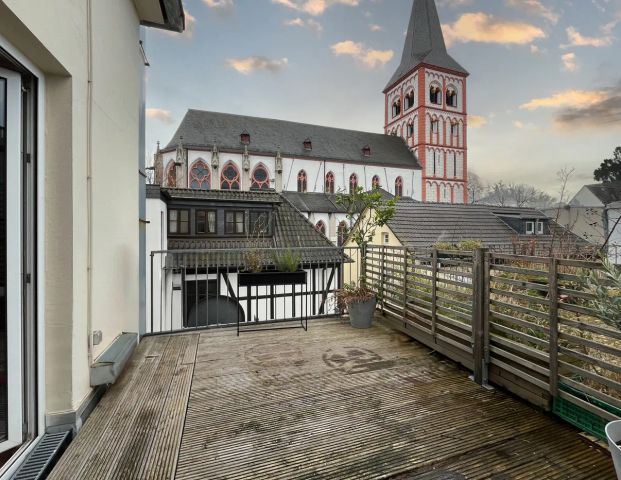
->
48, 318, 615, 479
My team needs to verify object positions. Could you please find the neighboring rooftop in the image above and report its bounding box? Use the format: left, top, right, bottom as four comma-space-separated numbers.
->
586, 181, 621, 206
165, 110, 422, 169
282, 192, 346, 214
385, 199, 588, 251
384, 0, 468, 92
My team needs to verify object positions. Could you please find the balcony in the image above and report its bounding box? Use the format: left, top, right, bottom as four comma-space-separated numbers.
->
48, 246, 619, 479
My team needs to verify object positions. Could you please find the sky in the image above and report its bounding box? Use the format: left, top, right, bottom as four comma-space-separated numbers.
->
144, 0, 621, 198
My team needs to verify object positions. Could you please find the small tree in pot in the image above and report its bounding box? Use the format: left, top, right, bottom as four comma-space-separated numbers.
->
336, 187, 396, 328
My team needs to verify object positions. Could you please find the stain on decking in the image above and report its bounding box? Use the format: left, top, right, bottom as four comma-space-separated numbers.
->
49, 319, 615, 479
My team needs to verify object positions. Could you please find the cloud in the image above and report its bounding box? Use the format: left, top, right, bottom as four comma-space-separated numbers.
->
561, 52, 578, 72
513, 120, 524, 129
226, 56, 289, 75
530, 44, 542, 54
442, 13, 545, 47
505, 0, 559, 24
437, 0, 473, 6
520, 84, 621, 131
469, 115, 487, 128
520, 89, 608, 110
369, 24, 382, 32
203, 0, 234, 14
146, 108, 175, 124
330, 40, 393, 68
284, 17, 323, 33
562, 26, 613, 48
272, 0, 359, 16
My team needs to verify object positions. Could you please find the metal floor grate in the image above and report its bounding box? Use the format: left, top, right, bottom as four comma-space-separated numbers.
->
11, 431, 71, 480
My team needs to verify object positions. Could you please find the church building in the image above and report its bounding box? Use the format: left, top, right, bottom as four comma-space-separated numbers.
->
152, 0, 470, 238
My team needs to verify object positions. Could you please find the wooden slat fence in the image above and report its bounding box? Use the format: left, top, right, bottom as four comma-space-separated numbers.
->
365, 245, 621, 431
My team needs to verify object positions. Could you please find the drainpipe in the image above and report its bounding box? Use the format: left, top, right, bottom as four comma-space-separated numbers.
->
86, 0, 94, 365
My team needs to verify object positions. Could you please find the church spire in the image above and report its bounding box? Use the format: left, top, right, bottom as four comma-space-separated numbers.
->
384, 0, 468, 92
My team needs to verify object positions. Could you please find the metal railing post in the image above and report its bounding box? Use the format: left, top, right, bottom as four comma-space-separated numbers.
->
472, 247, 487, 386
548, 257, 559, 400
431, 248, 438, 340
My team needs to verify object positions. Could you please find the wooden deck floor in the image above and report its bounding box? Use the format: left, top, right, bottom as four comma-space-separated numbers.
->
49, 319, 615, 479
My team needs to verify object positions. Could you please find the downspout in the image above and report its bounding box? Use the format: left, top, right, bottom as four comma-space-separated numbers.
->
86, 0, 94, 365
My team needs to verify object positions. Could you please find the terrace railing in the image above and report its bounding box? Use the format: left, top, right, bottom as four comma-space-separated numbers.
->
365, 245, 621, 438
148, 246, 362, 335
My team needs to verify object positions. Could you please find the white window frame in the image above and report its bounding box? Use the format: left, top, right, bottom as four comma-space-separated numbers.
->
537, 221, 544, 235
0, 67, 23, 453
525, 221, 535, 235
383, 232, 390, 245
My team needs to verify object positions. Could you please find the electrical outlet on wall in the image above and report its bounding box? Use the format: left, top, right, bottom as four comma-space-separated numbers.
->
92, 330, 103, 346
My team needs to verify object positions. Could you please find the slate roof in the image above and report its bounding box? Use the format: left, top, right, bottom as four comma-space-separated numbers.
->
282, 192, 346, 214
165, 110, 421, 169
586, 182, 621, 205
385, 0, 468, 92
158, 188, 343, 264
385, 200, 589, 254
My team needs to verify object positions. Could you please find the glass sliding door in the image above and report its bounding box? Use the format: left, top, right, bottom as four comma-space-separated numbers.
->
0, 66, 24, 455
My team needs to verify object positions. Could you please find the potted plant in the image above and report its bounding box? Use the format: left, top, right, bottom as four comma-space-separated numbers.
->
336, 186, 396, 328
238, 248, 306, 287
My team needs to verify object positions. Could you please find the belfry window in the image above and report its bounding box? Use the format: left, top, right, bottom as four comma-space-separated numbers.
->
446, 88, 457, 107
429, 86, 441, 105
405, 90, 415, 110
392, 99, 401, 117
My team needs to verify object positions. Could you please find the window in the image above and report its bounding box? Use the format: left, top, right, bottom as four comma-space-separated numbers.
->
297, 170, 307, 193
169, 209, 190, 234
372, 175, 381, 189
240, 131, 250, 144
446, 88, 457, 107
431, 120, 439, 134
325, 171, 335, 194
537, 221, 545, 235
407, 123, 414, 138
303, 138, 312, 151
395, 177, 403, 197
362, 145, 371, 157
337, 221, 348, 246
221, 162, 240, 190
189, 160, 211, 190
383, 232, 390, 245
405, 90, 415, 110
166, 162, 177, 188
251, 163, 270, 190
429, 85, 441, 104
451, 123, 459, 138
225, 211, 245, 234
392, 99, 401, 117
525, 221, 535, 235
250, 211, 270, 235
315, 220, 326, 235
196, 210, 217, 235
349, 173, 358, 194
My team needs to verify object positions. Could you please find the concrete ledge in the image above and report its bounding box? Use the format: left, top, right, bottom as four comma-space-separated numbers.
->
89, 332, 138, 387
45, 384, 108, 435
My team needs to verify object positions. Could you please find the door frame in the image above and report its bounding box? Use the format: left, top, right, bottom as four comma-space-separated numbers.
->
0, 66, 23, 453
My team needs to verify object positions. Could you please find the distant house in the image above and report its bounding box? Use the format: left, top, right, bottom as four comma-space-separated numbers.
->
607, 202, 621, 264
146, 187, 343, 330
347, 199, 589, 256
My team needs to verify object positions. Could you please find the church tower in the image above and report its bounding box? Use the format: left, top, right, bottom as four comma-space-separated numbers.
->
384, 0, 469, 203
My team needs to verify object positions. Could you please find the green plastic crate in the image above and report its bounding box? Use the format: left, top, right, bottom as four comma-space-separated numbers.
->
553, 383, 621, 441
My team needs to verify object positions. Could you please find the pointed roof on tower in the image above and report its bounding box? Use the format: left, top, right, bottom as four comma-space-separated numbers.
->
384, 0, 468, 92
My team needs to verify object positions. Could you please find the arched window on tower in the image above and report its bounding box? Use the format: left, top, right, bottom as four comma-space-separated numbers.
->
407, 122, 414, 138
337, 221, 348, 246
395, 177, 403, 197
349, 173, 358, 194
451, 122, 459, 145
166, 162, 177, 188
297, 170, 307, 192
250, 163, 270, 190
446, 88, 458, 107
372, 175, 381, 189
325, 171, 335, 194
429, 85, 441, 105
221, 161, 241, 190
405, 90, 415, 110
315, 220, 326, 235
189, 160, 211, 190
392, 99, 401, 118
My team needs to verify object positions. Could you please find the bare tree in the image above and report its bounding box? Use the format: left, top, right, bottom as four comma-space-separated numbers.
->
482, 181, 556, 208
467, 171, 486, 204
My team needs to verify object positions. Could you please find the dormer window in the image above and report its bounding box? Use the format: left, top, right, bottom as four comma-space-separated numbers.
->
446, 88, 458, 107
362, 145, 371, 157
405, 90, 415, 110
240, 131, 250, 144
303, 138, 312, 151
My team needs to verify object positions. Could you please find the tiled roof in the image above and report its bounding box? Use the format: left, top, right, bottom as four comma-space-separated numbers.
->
282, 192, 346, 214
384, 0, 468, 91
164, 110, 421, 169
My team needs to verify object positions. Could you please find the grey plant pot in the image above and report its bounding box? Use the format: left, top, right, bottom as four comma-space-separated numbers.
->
347, 297, 376, 329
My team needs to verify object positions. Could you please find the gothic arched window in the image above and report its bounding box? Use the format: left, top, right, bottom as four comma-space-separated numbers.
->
315, 220, 326, 235
446, 88, 458, 107
392, 99, 401, 118
337, 221, 348, 246
405, 90, 415, 110
429, 85, 441, 105
297, 170, 307, 193
166, 162, 177, 188
372, 175, 381, 189
349, 173, 358, 194
325, 171, 335, 194
221, 161, 240, 190
407, 122, 414, 138
395, 177, 403, 197
189, 160, 211, 190
251, 163, 270, 190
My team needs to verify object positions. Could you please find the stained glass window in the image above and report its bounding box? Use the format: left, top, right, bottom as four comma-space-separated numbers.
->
297, 170, 307, 193
251, 164, 270, 190
190, 160, 211, 190
221, 162, 240, 190
325, 171, 335, 194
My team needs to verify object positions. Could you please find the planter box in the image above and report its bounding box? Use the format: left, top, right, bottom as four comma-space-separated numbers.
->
238, 270, 307, 287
